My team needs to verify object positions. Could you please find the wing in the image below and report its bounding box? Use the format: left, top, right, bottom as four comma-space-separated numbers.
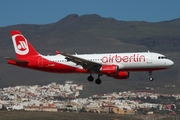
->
59, 52, 101, 71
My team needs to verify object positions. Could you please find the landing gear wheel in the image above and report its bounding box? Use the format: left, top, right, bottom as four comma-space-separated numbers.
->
149, 77, 154, 81
148, 71, 154, 81
95, 78, 101, 84
87, 75, 94, 82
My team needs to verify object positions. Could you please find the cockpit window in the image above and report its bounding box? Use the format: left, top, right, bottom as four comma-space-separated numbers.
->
158, 56, 167, 59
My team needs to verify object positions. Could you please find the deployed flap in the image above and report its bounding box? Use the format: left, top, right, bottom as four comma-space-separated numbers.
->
59, 52, 101, 71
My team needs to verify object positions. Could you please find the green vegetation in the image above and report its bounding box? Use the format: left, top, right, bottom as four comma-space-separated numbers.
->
0, 111, 141, 120
0, 111, 179, 120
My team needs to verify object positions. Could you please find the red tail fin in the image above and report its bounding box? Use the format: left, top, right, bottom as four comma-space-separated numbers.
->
10, 30, 39, 59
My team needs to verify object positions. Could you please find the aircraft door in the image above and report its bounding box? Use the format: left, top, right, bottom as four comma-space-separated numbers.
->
38, 57, 43, 67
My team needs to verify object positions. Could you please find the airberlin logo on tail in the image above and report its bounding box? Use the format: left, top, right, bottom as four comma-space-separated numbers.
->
12, 34, 29, 55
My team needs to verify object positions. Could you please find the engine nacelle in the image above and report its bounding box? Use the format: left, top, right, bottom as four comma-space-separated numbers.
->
101, 65, 119, 74
113, 71, 129, 80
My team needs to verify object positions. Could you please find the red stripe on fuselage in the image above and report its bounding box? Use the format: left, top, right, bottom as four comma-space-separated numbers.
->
122, 68, 167, 71
9, 56, 88, 74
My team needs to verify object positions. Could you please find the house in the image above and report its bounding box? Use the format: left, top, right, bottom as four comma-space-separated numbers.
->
112, 107, 135, 115
42, 106, 58, 112
24, 106, 40, 111
25, 106, 57, 112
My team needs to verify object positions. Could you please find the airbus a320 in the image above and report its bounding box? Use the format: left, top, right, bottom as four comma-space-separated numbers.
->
6, 30, 174, 84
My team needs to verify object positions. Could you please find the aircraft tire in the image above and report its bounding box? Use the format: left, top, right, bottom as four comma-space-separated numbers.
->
149, 77, 154, 81
95, 78, 101, 84
87, 75, 94, 82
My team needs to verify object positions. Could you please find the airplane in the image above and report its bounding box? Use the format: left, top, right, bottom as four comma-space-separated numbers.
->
6, 30, 174, 84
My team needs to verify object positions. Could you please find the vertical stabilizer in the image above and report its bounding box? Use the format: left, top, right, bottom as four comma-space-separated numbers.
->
10, 30, 39, 59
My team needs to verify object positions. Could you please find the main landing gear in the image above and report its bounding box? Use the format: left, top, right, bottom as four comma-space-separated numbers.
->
87, 74, 102, 84
149, 71, 154, 81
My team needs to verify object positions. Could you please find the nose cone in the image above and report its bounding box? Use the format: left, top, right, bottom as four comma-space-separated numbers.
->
167, 60, 174, 67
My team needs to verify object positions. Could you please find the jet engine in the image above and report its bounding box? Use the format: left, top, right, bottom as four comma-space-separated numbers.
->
101, 65, 119, 74
113, 71, 129, 79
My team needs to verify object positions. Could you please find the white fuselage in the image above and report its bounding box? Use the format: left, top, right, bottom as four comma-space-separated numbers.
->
42, 52, 174, 72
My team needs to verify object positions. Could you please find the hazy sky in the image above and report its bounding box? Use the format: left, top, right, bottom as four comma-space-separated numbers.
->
0, 0, 180, 27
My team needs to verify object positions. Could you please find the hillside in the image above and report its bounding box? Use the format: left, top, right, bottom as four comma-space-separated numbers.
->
0, 14, 180, 96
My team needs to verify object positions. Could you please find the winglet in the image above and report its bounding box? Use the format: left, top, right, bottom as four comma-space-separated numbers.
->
55, 50, 60, 55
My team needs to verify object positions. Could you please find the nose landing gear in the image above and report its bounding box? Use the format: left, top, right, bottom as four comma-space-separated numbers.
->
149, 77, 154, 81
149, 71, 154, 81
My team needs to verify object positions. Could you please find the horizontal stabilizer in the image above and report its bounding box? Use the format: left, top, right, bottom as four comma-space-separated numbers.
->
5, 57, 29, 65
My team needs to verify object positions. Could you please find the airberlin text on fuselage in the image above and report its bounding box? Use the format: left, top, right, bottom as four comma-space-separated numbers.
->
101, 54, 146, 63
